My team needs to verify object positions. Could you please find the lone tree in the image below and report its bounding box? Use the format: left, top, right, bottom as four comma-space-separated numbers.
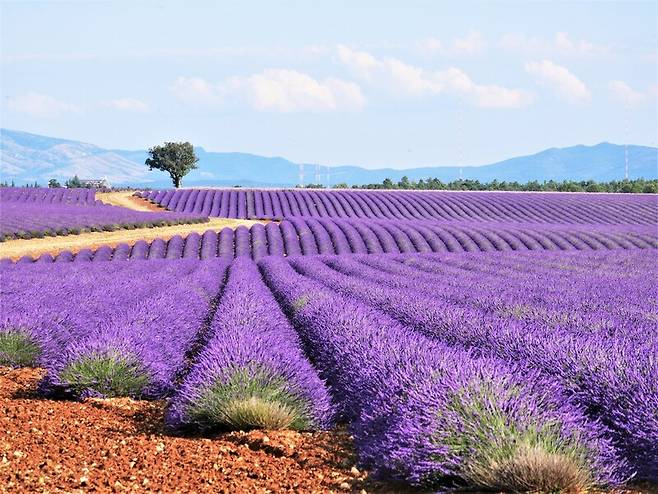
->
145, 141, 199, 188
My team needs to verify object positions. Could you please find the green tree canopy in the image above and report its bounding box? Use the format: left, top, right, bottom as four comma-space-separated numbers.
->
48, 178, 62, 188
145, 141, 199, 188
65, 175, 82, 188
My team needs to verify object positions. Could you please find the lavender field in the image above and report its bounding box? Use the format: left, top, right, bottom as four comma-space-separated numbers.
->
138, 188, 658, 225
1, 188, 657, 491
7, 218, 657, 264
0, 188, 208, 240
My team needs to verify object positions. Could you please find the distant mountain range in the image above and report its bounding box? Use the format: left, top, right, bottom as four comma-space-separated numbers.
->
1, 128, 656, 188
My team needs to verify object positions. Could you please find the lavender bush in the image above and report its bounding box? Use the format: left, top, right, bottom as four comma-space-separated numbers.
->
258, 256, 627, 489
0, 201, 208, 240
0, 187, 96, 204
167, 258, 332, 431
10, 218, 656, 263
1, 259, 228, 398
139, 188, 657, 225
287, 250, 658, 478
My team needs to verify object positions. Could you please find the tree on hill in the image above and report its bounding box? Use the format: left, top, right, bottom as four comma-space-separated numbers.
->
145, 141, 199, 188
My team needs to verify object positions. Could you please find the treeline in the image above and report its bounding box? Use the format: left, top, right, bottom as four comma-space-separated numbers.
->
0, 176, 108, 189
340, 177, 658, 193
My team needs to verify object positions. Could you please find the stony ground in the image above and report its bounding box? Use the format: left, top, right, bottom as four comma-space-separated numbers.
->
0, 367, 393, 493
1, 368, 656, 493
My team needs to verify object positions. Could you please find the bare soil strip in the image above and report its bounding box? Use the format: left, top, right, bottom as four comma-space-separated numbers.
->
96, 191, 167, 212
0, 218, 263, 261
0, 367, 381, 493
0, 368, 651, 493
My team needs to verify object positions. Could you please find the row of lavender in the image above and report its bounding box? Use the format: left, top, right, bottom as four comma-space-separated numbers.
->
0, 187, 97, 205
1, 250, 656, 489
138, 188, 658, 225
0, 196, 208, 240
9, 218, 657, 264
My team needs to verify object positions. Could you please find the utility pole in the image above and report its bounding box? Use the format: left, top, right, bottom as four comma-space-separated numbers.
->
624, 99, 630, 180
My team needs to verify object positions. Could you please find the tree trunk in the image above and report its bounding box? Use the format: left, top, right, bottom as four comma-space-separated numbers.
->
173, 175, 181, 188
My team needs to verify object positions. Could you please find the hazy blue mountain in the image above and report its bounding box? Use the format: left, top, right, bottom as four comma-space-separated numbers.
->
2, 128, 656, 187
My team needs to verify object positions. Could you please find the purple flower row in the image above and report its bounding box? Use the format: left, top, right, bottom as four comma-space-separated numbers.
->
1, 259, 228, 398
285, 250, 658, 479
0, 187, 97, 205
166, 258, 332, 431
2, 250, 653, 487
0, 201, 208, 239
138, 188, 658, 225
6, 218, 656, 264
1, 257, 332, 429
258, 255, 626, 488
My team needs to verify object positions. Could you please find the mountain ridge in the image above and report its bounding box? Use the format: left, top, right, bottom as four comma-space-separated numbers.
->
1, 128, 656, 187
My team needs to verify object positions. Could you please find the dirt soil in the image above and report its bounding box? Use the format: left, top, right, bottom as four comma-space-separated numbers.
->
1, 368, 655, 493
0, 367, 398, 493
0, 218, 263, 262
96, 192, 167, 212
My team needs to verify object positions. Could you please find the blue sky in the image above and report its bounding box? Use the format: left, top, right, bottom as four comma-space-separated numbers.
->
1, 0, 657, 169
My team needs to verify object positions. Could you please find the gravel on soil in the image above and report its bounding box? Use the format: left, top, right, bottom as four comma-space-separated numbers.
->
2, 368, 654, 493
0, 367, 386, 493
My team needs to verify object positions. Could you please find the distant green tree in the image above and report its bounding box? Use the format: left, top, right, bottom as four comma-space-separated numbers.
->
65, 175, 82, 188
620, 181, 634, 193
145, 141, 199, 188
398, 176, 411, 189
334, 182, 349, 189
48, 178, 62, 188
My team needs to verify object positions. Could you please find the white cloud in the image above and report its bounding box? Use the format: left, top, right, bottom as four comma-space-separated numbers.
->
336, 45, 531, 108
171, 70, 365, 113
417, 30, 486, 57
336, 44, 383, 79
500, 32, 608, 57
434, 68, 534, 108
229, 69, 365, 112
609, 81, 645, 105
608, 80, 658, 106
452, 31, 486, 55
103, 97, 148, 112
554, 32, 602, 56
6, 92, 80, 118
170, 76, 224, 105
525, 60, 591, 103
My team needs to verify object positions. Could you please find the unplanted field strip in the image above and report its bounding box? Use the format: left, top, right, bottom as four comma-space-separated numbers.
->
0, 218, 264, 261
96, 191, 169, 212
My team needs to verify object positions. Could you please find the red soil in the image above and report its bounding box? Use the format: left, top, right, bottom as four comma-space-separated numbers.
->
0, 367, 386, 493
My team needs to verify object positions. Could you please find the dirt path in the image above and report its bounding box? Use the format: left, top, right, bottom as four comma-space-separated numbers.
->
96, 191, 166, 212
0, 218, 263, 261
